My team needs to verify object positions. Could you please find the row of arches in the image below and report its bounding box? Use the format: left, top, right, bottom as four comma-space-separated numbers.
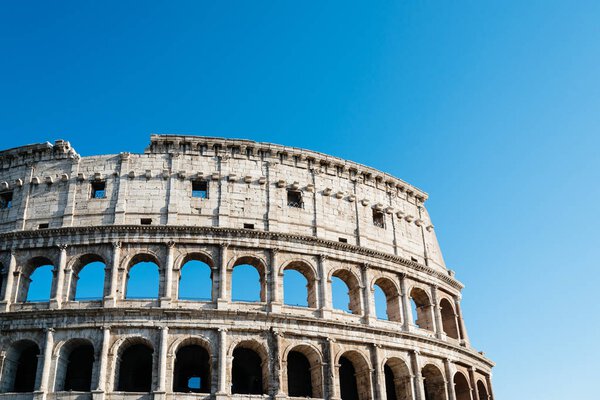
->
0, 335, 491, 399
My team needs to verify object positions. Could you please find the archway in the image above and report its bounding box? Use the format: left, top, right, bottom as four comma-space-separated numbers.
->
477, 380, 489, 400
71, 255, 106, 301
125, 255, 160, 299
338, 351, 371, 400
453, 372, 471, 400
422, 364, 446, 400
373, 277, 401, 321
331, 269, 362, 314
440, 298, 459, 339
173, 344, 211, 393
283, 261, 317, 308
384, 358, 413, 400
62, 343, 94, 391
410, 287, 434, 331
117, 342, 153, 392
232, 346, 264, 394
178, 258, 213, 301
1, 340, 40, 393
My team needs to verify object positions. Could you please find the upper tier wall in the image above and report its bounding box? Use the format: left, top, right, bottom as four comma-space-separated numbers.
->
0, 136, 446, 270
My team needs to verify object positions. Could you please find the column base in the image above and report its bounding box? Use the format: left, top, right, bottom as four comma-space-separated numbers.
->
91, 390, 105, 400
160, 297, 172, 308
32, 391, 46, 400
269, 302, 282, 313
49, 299, 61, 309
0, 301, 10, 312
215, 391, 230, 400
320, 308, 332, 319
216, 298, 229, 310
153, 390, 167, 400
103, 297, 117, 308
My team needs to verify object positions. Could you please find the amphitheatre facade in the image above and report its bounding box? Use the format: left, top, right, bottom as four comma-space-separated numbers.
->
0, 135, 494, 400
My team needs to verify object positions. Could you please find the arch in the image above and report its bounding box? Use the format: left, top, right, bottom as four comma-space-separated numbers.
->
173, 343, 211, 393
477, 380, 489, 400
373, 277, 401, 322
338, 350, 371, 400
439, 298, 460, 339
422, 364, 446, 400
284, 344, 323, 398
0, 340, 40, 393
384, 357, 413, 400
125, 254, 160, 299
331, 269, 362, 315
282, 260, 317, 308
230, 256, 266, 302
115, 339, 154, 392
0, 261, 5, 300
178, 254, 213, 301
410, 287, 434, 331
69, 254, 106, 301
18, 257, 54, 302
55, 339, 95, 392
231, 340, 268, 394
453, 372, 471, 400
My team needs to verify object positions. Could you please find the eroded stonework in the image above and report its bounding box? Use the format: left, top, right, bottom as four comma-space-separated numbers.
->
0, 135, 494, 400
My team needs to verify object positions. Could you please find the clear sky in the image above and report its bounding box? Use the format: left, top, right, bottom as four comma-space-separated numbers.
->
2, 1, 600, 399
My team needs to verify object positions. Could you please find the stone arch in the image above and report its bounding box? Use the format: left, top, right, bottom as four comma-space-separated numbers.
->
67, 253, 106, 301
383, 357, 413, 400
281, 259, 318, 308
230, 339, 269, 395
477, 380, 489, 400
337, 350, 372, 400
112, 336, 155, 392
409, 286, 435, 331
439, 298, 459, 339
330, 268, 362, 315
17, 256, 55, 302
177, 252, 214, 301
0, 339, 40, 393
422, 364, 447, 400
453, 371, 471, 400
372, 276, 401, 322
172, 337, 211, 393
0, 260, 5, 301
229, 255, 267, 302
124, 253, 161, 299
282, 343, 323, 398
54, 338, 95, 392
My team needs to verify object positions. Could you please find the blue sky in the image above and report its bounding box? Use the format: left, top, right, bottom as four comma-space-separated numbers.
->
2, 1, 600, 398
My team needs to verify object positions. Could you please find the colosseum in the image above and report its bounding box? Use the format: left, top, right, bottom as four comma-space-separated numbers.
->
0, 135, 493, 400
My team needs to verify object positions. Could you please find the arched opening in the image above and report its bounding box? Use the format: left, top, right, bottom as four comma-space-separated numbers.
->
19, 257, 55, 302
422, 364, 446, 400
71, 255, 106, 301
232, 346, 264, 394
338, 351, 371, 400
373, 278, 401, 322
453, 372, 470, 400
173, 344, 211, 393
477, 380, 489, 400
63, 343, 94, 391
117, 342, 153, 392
0, 262, 5, 300
331, 269, 362, 315
384, 358, 413, 400
283, 261, 317, 308
440, 298, 460, 339
410, 288, 434, 331
287, 351, 312, 397
231, 257, 265, 302
1, 340, 40, 393
178, 257, 213, 301
125, 255, 160, 299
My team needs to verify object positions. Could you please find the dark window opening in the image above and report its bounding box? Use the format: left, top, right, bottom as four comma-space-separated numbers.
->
339, 237, 348, 243
411, 257, 418, 263
384, 365, 398, 400
0, 191, 13, 209
140, 218, 152, 225
64, 344, 94, 391
243, 223, 254, 230
339, 356, 359, 400
232, 347, 263, 394
287, 190, 303, 208
192, 180, 208, 198
287, 351, 313, 397
91, 181, 106, 199
12, 343, 39, 393
373, 209, 385, 228
117, 344, 153, 392
173, 345, 210, 393
38, 223, 49, 229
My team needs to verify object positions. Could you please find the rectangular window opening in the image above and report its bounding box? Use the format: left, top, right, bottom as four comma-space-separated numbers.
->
243, 223, 255, 230
91, 181, 106, 199
372, 209, 385, 228
140, 218, 152, 225
287, 190, 303, 208
338, 237, 348, 243
192, 180, 208, 198
38, 223, 49, 229
0, 191, 13, 209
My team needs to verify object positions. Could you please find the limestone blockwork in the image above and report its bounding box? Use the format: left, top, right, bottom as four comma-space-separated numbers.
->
0, 136, 494, 400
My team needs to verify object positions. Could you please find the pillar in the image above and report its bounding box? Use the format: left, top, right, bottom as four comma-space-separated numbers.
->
94, 326, 111, 394
469, 367, 480, 400
410, 351, 425, 400
105, 242, 121, 307
444, 359, 456, 400
454, 296, 470, 346
326, 338, 339, 400
37, 328, 55, 394
216, 244, 228, 309
269, 248, 282, 313
319, 255, 332, 318
216, 328, 228, 398
156, 326, 168, 393
399, 273, 413, 331
1, 250, 17, 311
272, 329, 285, 397
485, 375, 495, 400
372, 344, 385, 400
361, 264, 375, 325
431, 285, 445, 339
161, 241, 175, 307
50, 244, 68, 309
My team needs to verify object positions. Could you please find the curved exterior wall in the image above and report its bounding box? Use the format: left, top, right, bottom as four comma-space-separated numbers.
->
0, 135, 494, 400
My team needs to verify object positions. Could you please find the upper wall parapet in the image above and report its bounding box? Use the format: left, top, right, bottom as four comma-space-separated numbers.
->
146, 134, 429, 202
0, 140, 79, 170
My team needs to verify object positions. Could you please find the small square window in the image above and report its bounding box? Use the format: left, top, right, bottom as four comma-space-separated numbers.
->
373, 209, 385, 228
38, 223, 49, 229
140, 218, 152, 225
287, 190, 303, 208
192, 180, 208, 198
188, 376, 201, 391
339, 237, 348, 243
91, 181, 106, 199
243, 223, 255, 229
0, 191, 13, 209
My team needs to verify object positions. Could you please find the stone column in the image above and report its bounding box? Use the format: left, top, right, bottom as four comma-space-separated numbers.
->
50, 244, 68, 309
326, 338, 339, 400
161, 241, 175, 307
113, 152, 130, 224
94, 326, 110, 394
431, 285, 445, 339
216, 328, 228, 398
372, 344, 385, 400
399, 273, 413, 331
105, 242, 121, 307
269, 248, 282, 313
485, 375, 495, 400
318, 255, 332, 318
410, 351, 425, 400
454, 296, 470, 346
361, 264, 375, 324
444, 359, 456, 400
216, 244, 229, 309
272, 329, 285, 397
0, 250, 17, 311
37, 328, 55, 394
156, 326, 168, 393
469, 367, 480, 400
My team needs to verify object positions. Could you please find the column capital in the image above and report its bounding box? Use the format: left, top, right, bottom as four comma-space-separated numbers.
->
220, 242, 229, 249
57, 243, 68, 251
361, 263, 370, 271
166, 240, 176, 248
218, 327, 228, 333
318, 254, 328, 262
158, 325, 169, 332
45, 327, 55, 334
398, 272, 407, 280
112, 241, 122, 249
